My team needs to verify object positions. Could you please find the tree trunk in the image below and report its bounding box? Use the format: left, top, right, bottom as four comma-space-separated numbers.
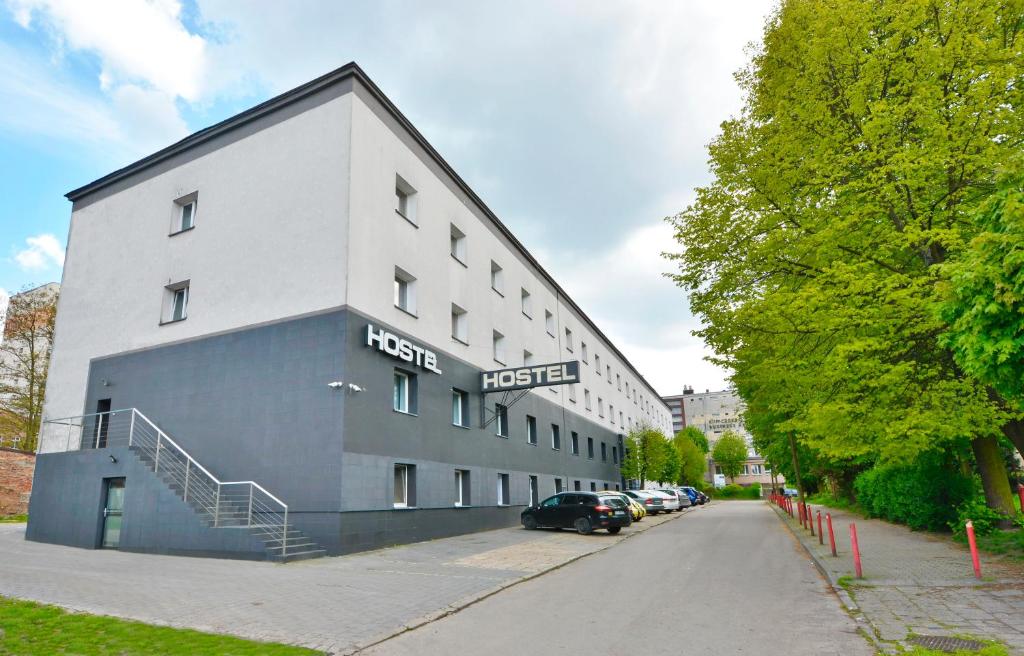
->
787, 432, 806, 511
971, 435, 1015, 527
1001, 416, 1024, 464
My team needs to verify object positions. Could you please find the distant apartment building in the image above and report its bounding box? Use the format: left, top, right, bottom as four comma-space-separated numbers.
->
663, 387, 780, 488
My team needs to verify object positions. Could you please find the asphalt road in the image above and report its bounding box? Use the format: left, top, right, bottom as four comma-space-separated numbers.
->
360, 501, 874, 656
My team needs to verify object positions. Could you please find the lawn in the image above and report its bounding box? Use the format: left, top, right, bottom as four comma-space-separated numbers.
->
0, 597, 322, 655
0, 515, 27, 523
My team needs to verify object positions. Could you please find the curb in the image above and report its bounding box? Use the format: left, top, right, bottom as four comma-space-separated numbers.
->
342, 506, 698, 655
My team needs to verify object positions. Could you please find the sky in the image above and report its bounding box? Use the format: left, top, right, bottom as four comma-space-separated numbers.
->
0, 0, 774, 396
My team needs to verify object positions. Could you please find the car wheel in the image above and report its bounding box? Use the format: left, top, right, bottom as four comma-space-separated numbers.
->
574, 517, 593, 535
608, 526, 622, 534
522, 515, 538, 530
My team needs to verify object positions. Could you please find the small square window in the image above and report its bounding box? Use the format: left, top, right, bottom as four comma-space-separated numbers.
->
581, 342, 588, 363
394, 267, 417, 315
493, 330, 506, 364
490, 261, 504, 295
450, 224, 467, 264
595, 354, 602, 375
545, 310, 555, 336
564, 328, 573, 352
590, 482, 597, 492
171, 192, 197, 234
523, 349, 534, 366
163, 282, 189, 323
452, 388, 470, 427
568, 384, 577, 403
521, 288, 532, 318
598, 398, 604, 417
574, 480, 581, 491
584, 389, 591, 411
395, 175, 417, 224
451, 303, 468, 344
393, 369, 417, 414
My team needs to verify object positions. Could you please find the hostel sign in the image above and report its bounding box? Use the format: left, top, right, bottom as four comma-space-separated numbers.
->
365, 324, 443, 374
481, 361, 580, 393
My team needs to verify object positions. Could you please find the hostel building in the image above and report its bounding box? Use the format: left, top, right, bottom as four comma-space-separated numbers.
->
27, 63, 673, 561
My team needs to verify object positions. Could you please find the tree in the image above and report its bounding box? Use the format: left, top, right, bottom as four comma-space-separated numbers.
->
665, 0, 1024, 516
678, 425, 709, 454
659, 445, 680, 485
0, 284, 58, 452
673, 430, 708, 485
712, 431, 748, 483
621, 425, 669, 487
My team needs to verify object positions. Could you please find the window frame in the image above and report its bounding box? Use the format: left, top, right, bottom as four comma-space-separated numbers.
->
394, 464, 410, 508
393, 266, 417, 316
490, 261, 504, 296
395, 174, 417, 225
452, 388, 470, 427
495, 403, 509, 438
451, 303, 468, 344
526, 415, 538, 445
450, 223, 467, 265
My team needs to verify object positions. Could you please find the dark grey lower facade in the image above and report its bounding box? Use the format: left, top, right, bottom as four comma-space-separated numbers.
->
27, 307, 626, 558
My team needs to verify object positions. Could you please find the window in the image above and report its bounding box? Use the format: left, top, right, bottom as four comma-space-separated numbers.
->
529, 475, 539, 506
574, 480, 581, 491
601, 442, 607, 462
598, 398, 604, 417
394, 464, 415, 508
604, 483, 610, 491
452, 389, 469, 427
495, 403, 509, 437
619, 411, 624, 427
615, 483, 620, 491
564, 328, 574, 352
590, 482, 597, 492
164, 282, 189, 323
393, 369, 417, 414
524, 349, 534, 366
616, 374, 621, 391
587, 437, 594, 459
490, 261, 504, 295
451, 303, 468, 344
595, 354, 601, 374
173, 193, 196, 233
394, 267, 417, 315
545, 310, 555, 336
526, 415, 538, 445
555, 478, 563, 493
612, 446, 618, 465
551, 424, 561, 450
571, 432, 579, 456
568, 384, 577, 403
455, 469, 470, 506
395, 175, 417, 223
450, 224, 466, 264
581, 342, 588, 363
715, 465, 723, 475
610, 404, 615, 425
742, 464, 750, 476
584, 389, 592, 411
521, 289, 532, 318
497, 473, 510, 506
751, 464, 762, 475
607, 365, 612, 381
493, 330, 506, 364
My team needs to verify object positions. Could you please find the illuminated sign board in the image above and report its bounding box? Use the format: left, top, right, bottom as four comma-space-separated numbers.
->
481, 361, 580, 393
366, 324, 442, 374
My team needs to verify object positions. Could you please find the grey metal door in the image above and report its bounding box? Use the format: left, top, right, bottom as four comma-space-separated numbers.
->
101, 478, 125, 548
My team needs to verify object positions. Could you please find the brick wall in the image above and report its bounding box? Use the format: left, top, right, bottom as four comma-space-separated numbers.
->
0, 447, 35, 515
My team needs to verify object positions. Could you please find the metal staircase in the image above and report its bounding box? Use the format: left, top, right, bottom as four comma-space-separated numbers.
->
44, 408, 325, 562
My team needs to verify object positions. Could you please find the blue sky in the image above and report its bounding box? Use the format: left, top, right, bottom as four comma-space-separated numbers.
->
0, 0, 773, 394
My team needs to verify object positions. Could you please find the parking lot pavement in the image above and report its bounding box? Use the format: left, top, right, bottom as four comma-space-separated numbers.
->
0, 508, 691, 654
773, 503, 1024, 654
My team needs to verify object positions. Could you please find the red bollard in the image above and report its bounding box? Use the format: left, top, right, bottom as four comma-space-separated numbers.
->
1018, 485, 1024, 515
808, 505, 815, 536
850, 522, 863, 578
826, 512, 837, 557
966, 520, 982, 580
817, 511, 823, 545
798, 502, 805, 525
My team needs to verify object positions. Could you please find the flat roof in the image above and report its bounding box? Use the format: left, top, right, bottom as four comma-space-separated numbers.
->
64, 62, 670, 413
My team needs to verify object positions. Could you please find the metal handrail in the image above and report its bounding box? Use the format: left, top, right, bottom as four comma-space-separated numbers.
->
42, 408, 292, 557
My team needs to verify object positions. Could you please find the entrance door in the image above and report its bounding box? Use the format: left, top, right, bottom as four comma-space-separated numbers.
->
101, 478, 125, 548
93, 399, 111, 448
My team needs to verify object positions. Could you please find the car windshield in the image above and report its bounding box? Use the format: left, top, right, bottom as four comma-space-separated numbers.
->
599, 496, 625, 508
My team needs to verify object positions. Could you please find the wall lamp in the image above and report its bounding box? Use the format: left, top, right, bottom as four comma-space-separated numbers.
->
327, 382, 364, 393
108, 455, 118, 464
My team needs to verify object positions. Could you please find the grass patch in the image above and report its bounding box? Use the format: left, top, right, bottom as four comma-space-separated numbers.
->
971, 528, 1024, 562
900, 645, 1008, 656
805, 491, 860, 513
0, 515, 27, 523
0, 596, 321, 655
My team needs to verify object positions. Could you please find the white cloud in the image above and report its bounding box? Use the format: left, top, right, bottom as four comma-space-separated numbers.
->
14, 234, 65, 271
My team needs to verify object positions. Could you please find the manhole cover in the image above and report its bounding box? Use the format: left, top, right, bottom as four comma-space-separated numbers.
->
909, 636, 985, 652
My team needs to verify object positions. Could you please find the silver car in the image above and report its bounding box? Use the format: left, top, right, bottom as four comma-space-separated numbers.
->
649, 489, 680, 511
660, 488, 693, 509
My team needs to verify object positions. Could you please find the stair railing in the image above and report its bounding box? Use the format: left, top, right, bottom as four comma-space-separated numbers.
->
42, 408, 290, 556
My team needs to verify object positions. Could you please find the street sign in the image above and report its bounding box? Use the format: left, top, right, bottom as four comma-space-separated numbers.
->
480, 361, 580, 393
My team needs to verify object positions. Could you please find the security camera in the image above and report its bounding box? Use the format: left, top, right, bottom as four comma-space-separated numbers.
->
348, 384, 364, 393
327, 381, 345, 389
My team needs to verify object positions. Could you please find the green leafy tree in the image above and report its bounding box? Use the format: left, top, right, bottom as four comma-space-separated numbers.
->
621, 425, 670, 487
659, 445, 680, 485
712, 431, 749, 483
665, 0, 1024, 516
678, 425, 709, 454
673, 430, 708, 485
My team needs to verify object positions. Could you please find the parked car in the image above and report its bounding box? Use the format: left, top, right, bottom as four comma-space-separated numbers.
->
624, 489, 665, 514
650, 489, 681, 511
600, 491, 646, 521
680, 486, 704, 506
521, 492, 632, 534
659, 489, 693, 509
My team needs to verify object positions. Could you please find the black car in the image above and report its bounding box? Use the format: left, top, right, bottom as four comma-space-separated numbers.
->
521, 492, 632, 534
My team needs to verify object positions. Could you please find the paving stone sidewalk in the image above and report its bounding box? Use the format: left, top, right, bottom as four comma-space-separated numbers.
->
773, 503, 1024, 654
0, 508, 691, 654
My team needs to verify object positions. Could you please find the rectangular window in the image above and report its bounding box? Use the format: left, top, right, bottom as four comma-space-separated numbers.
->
587, 437, 594, 459
616, 374, 621, 391
574, 480, 581, 491
450, 224, 467, 264
751, 464, 762, 475
581, 342, 588, 363
495, 403, 509, 437
619, 411, 624, 427
523, 349, 534, 366
497, 473, 510, 506
568, 384, 577, 403
394, 267, 417, 315
610, 404, 615, 425
526, 415, 538, 445
451, 303, 468, 344
455, 469, 470, 506
601, 442, 607, 462
604, 483, 610, 491
551, 424, 561, 450
452, 388, 470, 427
394, 464, 415, 508
490, 261, 504, 295
584, 389, 592, 410
590, 482, 597, 492
545, 310, 555, 336
521, 288, 532, 318
564, 328, 573, 352
595, 354, 601, 375
612, 446, 618, 465
715, 465, 723, 475
742, 464, 750, 476
178, 200, 195, 232
529, 475, 539, 506
571, 431, 579, 456
607, 365, 612, 382
555, 478, 563, 493
598, 398, 604, 417
395, 174, 417, 223
393, 369, 417, 414
493, 330, 506, 364
168, 284, 189, 322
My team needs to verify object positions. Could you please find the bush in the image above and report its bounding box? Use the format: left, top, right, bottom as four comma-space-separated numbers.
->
715, 483, 761, 499
951, 494, 1012, 538
853, 457, 974, 532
